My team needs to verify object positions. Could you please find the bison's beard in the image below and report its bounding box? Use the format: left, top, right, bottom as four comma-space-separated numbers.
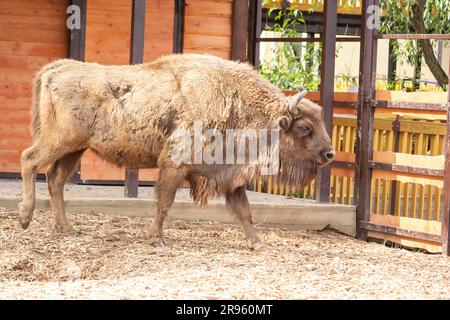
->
277, 158, 319, 187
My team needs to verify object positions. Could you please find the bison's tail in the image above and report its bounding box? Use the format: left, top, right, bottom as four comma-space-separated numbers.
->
30, 74, 42, 138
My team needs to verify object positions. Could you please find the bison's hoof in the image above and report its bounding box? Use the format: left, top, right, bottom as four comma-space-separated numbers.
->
19, 218, 30, 230
247, 241, 267, 252
55, 224, 78, 235
150, 237, 166, 248
18, 204, 32, 230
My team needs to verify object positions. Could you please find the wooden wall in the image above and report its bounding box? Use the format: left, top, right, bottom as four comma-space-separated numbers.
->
79, 0, 175, 182
184, 0, 232, 59
0, 0, 68, 173
0, 0, 234, 181
80, 0, 233, 182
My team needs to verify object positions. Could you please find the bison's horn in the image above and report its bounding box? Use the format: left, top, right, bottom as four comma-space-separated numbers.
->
289, 86, 307, 116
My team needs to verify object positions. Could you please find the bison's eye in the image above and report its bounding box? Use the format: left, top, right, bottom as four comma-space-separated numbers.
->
293, 125, 311, 137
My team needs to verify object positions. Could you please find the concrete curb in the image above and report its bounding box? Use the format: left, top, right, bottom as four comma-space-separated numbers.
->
0, 195, 356, 236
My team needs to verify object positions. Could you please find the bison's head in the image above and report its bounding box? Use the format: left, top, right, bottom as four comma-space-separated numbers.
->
276, 89, 334, 186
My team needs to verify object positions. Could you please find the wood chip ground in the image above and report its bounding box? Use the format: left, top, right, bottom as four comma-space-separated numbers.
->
0, 207, 449, 299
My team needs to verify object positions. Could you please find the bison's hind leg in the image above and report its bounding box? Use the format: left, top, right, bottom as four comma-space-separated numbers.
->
226, 187, 264, 251
19, 141, 64, 229
47, 150, 85, 234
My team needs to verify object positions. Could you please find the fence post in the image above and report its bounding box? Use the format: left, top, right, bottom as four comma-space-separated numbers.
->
355, 0, 378, 240
232, 0, 249, 61
442, 62, 450, 256
315, 0, 337, 203
68, 0, 87, 184
125, 0, 146, 198
173, 0, 185, 54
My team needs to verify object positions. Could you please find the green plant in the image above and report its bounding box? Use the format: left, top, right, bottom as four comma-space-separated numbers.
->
380, 0, 450, 88
259, 9, 322, 91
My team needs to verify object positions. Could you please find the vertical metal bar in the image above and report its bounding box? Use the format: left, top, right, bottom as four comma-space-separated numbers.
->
173, 0, 185, 54
355, 0, 378, 240
125, 0, 146, 198
68, 0, 87, 61
387, 40, 397, 84
248, 0, 262, 68
232, 0, 249, 61
68, 0, 87, 184
389, 115, 401, 214
130, 0, 146, 65
442, 61, 450, 256
315, 0, 337, 203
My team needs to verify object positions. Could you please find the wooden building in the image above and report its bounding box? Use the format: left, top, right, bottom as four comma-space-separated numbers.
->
0, 0, 235, 182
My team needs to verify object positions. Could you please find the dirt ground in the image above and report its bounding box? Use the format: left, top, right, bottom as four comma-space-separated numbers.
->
0, 207, 449, 299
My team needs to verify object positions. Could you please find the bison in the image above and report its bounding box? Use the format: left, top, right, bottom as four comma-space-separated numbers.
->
18, 53, 334, 250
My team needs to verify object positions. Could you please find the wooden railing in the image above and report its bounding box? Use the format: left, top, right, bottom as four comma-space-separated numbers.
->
262, 0, 362, 15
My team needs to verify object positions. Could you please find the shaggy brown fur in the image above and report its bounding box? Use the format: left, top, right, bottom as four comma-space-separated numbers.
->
19, 53, 333, 250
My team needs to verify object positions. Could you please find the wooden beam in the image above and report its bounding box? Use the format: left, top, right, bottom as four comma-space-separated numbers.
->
68, 0, 86, 184
369, 161, 444, 177
355, 0, 378, 240
257, 37, 361, 42
374, 100, 448, 112
316, 0, 337, 203
232, 0, 249, 61
173, 0, 185, 54
442, 62, 450, 256
361, 221, 441, 243
125, 0, 146, 198
376, 34, 450, 40
372, 169, 443, 188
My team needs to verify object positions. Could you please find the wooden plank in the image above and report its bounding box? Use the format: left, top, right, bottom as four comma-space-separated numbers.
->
331, 167, 354, 178
185, 0, 232, 18
0, 28, 67, 44
369, 161, 444, 177
376, 33, 450, 40
375, 90, 448, 104
369, 213, 441, 236
184, 34, 230, 50
372, 168, 443, 188
362, 222, 441, 242
375, 100, 448, 111
0, 41, 67, 58
367, 230, 442, 253
184, 16, 232, 37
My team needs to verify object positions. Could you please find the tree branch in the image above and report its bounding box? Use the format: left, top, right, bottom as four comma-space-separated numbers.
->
411, 0, 448, 88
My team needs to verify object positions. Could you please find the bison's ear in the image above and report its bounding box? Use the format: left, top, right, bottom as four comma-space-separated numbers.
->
279, 116, 292, 132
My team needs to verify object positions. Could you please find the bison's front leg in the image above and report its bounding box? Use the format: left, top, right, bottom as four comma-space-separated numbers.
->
148, 167, 184, 247
226, 187, 263, 251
